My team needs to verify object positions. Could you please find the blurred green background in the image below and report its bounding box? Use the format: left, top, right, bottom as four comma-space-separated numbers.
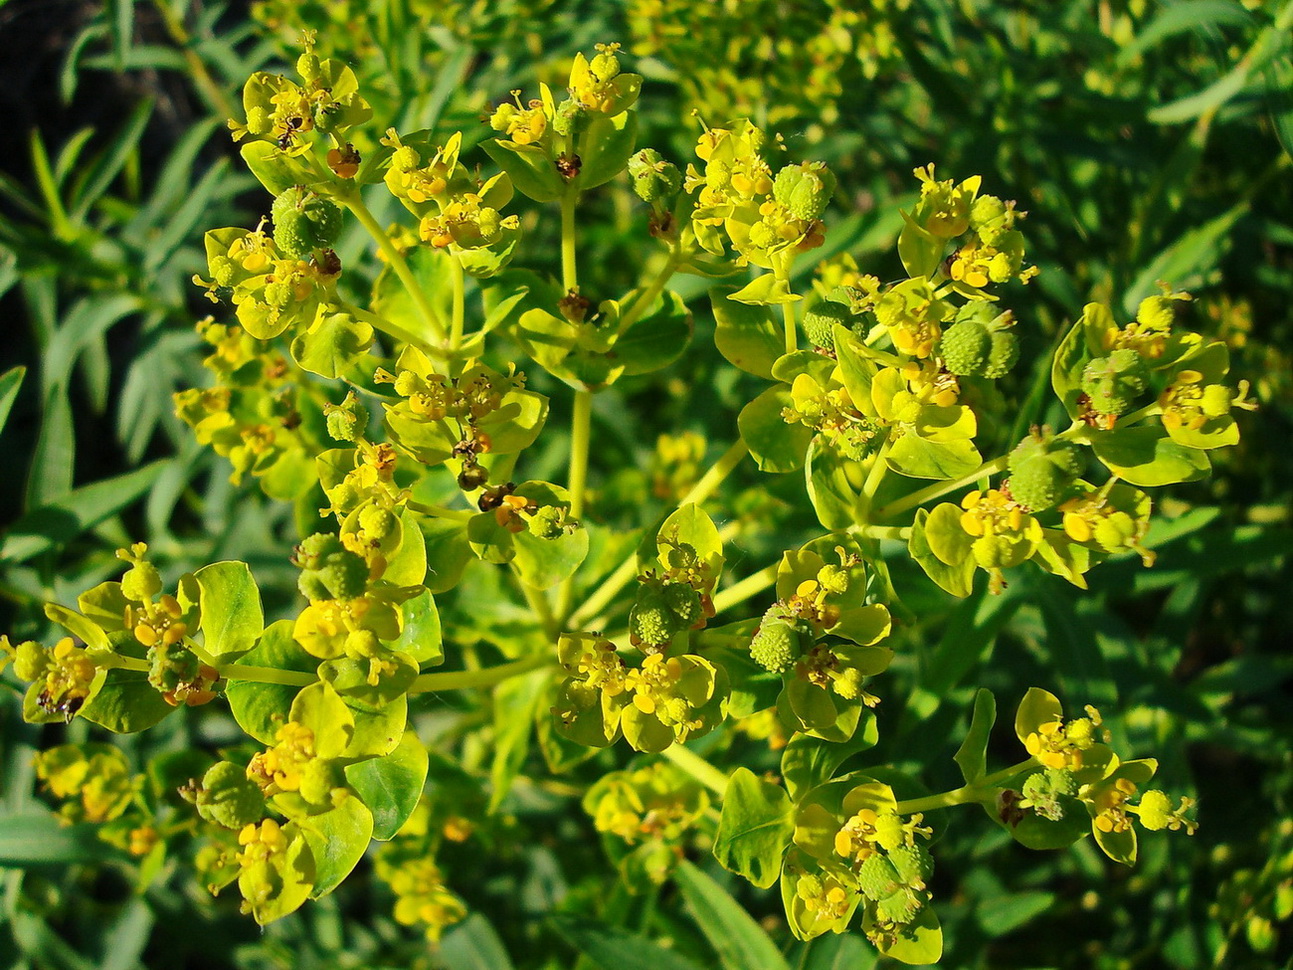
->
0, 1, 1290, 967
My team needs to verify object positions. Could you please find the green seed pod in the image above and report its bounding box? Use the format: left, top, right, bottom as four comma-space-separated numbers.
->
628, 149, 681, 205
327, 482, 362, 516
1081, 348, 1147, 415
858, 853, 901, 901
358, 504, 397, 539
888, 844, 934, 888
1021, 771, 1066, 821
326, 409, 359, 442
982, 329, 1019, 379
663, 542, 698, 572
773, 162, 836, 221
553, 98, 586, 137
14, 641, 47, 682
939, 321, 991, 376
663, 582, 702, 625
298, 571, 332, 603
749, 609, 804, 674
876, 887, 922, 925
148, 642, 201, 694
800, 299, 852, 351
271, 186, 342, 259
629, 604, 676, 646
297, 533, 348, 571
1007, 433, 1084, 512
317, 552, 370, 600
196, 761, 265, 830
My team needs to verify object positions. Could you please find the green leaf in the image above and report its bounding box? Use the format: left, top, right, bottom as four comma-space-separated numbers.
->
781, 719, 879, 802
953, 688, 997, 784
711, 288, 783, 379
738, 386, 811, 473
1014, 686, 1063, 743
673, 861, 792, 970
869, 905, 943, 965
381, 508, 428, 587
298, 796, 374, 898
614, 288, 693, 376
440, 914, 516, 970
576, 111, 637, 190
714, 768, 794, 889
1122, 203, 1247, 314
388, 588, 442, 667
79, 667, 173, 733
550, 917, 706, 970
0, 812, 117, 866
344, 695, 407, 759
195, 561, 264, 660
976, 890, 1057, 937
226, 620, 319, 745
728, 274, 800, 306
239, 141, 322, 195
290, 311, 374, 379
489, 669, 548, 810
2, 461, 166, 563
805, 438, 859, 530
482, 139, 563, 203
897, 210, 944, 279
909, 507, 975, 597
887, 434, 981, 480
345, 728, 429, 840
1090, 425, 1210, 486
0, 365, 25, 435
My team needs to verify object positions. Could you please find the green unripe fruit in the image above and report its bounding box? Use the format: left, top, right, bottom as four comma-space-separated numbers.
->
628, 149, 682, 205
121, 562, 163, 602
1081, 348, 1147, 415
858, 853, 901, 901
971, 194, 1009, 241
749, 611, 803, 674
629, 604, 676, 646
773, 162, 835, 221
1136, 790, 1173, 831
553, 98, 586, 137
663, 542, 698, 571
317, 553, 370, 600
816, 564, 850, 595
982, 329, 1019, 379
800, 299, 852, 351
889, 844, 933, 888
148, 643, 201, 694
1007, 434, 1084, 511
327, 483, 362, 515
358, 504, 398, 539
297, 533, 347, 570
271, 186, 342, 259
298, 572, 332, 602
196, 761, 265, 830
327, 410, 359, 442
831, 666, 865, 699
876, 887, 922, 925
939, 321, 991, 376
663, 583, 702, 625
14, 641, 47, 682
299, 760, 344, 806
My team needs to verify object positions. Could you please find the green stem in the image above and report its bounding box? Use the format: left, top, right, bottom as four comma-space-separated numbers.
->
872, 455, 1009, 521
514, 567, 559, 643
339, 192, 447, 344
566, 440, 748, 629
857, 439, 892, 520
780, 292, 797, 356
408, 653, 552, 693
1118, 402, 1163, 427
894, 758, 1038, 814
711, 563, 779, 615
849, 525, 912, 542
567, 390, 593, 520
661, 744, 729, 796
406, 499, 475, 522
449, 254, 466, 353
561, 190, 579, 292
619, 249, 681, 335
